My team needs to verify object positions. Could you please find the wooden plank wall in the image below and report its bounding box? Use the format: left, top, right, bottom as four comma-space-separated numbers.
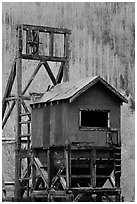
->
2, 3, 135, 201
2, 2, 135, 98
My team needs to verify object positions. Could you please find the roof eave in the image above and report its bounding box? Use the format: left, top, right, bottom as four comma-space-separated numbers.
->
69, 76, 100, 103
99, 77, 128, 103
69, 76, 128, 104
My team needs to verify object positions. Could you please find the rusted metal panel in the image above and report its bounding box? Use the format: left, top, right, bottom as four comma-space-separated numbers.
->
32, 76, 127, 105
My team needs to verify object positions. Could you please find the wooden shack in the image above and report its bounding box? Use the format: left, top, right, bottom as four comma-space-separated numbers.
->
31, 76, 127, 149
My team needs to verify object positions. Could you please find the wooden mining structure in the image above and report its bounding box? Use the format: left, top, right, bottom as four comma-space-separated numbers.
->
2, 24, 126, 202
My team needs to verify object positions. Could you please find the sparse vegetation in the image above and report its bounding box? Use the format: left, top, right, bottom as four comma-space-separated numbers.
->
2, 2, 135, 201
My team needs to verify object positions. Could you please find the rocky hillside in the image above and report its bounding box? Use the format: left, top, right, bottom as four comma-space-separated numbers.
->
2, 2, 135, 201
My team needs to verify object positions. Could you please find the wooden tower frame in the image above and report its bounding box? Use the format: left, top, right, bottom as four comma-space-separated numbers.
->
2, 24, 71, 201
2, 24, 124, 202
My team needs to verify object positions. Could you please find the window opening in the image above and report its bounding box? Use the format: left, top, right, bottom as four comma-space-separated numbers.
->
80, 109, 109, 129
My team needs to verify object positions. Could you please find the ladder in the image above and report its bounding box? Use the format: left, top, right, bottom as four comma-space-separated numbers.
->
113, 145, 121, 187
2, 24, 71, 201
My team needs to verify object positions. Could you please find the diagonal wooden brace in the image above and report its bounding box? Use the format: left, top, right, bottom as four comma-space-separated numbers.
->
2, 100, 16, 129
42, 60, 57, 86
51, 164, 65, 188
2, 57, 16, 119
73, 193, 83, 202
56, 62, 64, 83
33, 157, 48, 188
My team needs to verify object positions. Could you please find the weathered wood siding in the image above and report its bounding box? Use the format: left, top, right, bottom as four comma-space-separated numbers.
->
68, 82, 121, 146
43, 105, 50, 148
32, 101, 68, 148
2, 3, 135, 201
35, 82, 121, 147
31, 106, 44, 148
50, 102, 62, 146
2, 2, 135, 98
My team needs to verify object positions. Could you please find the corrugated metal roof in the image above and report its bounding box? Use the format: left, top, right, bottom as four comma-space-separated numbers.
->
31, 76, 128, 104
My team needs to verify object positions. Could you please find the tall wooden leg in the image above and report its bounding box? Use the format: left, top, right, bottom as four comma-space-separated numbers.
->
65, 145, 70, 189
90, 149, 96, 187
14, 25, 22, 201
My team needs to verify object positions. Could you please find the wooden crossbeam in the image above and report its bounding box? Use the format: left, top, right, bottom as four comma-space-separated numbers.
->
22, 61, 42, 95
70, 187, 120, 194
42, 61, 57, 85
22, 95, 31, 100
2, 100, 16, 129
22, 24, 71, 35
22, 54, 66, 62
2, 57, 16, 119
5, 96, 16, 102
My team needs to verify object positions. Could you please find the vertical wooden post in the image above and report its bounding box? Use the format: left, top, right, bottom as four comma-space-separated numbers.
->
26, 122, 31, 198
90, 149, 96, 187
30, 155, 36, 201
47, 148, 51, 201
115, 173, 120, 188
69, 146, 71, 188
14, 25, 23, 201
65, 145, 70, 189
63, 34, 70, 82
26, 29, 29, 54
49, 32, 54, 57
31, 159, 36, 189
65, 145, 72, 202
116, 192, 121, 202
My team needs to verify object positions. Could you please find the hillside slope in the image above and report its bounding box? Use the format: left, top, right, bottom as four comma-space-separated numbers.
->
121, 102, 135, 201
2, 2, 135, 201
